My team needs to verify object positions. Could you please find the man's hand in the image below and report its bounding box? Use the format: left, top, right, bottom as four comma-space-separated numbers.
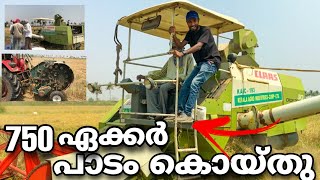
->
173, 77, 183, 84
136, 75, 146, 81
170, 50, 184, 58
169, 26, 176, 35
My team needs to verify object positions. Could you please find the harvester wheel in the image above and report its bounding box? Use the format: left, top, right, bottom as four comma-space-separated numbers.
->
49, 91, 66, 102
1, 68, 22, 101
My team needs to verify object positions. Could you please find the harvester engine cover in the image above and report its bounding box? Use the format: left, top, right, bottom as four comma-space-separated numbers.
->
30, 61, 74, 96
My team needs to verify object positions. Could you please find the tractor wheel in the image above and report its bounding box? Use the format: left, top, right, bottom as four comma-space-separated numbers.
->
1, 68, 22, 101
49, 91, 66, 102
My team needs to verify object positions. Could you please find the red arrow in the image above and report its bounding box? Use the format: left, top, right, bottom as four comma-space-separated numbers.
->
192, 116, 280, 159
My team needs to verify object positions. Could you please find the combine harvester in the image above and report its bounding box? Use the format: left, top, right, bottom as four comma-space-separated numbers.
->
0, 1, 320, 179
32, 14, 85, 50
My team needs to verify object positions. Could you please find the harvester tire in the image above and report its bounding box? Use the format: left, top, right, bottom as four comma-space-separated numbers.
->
1, 67, 22, 101
49, 91, 66, 102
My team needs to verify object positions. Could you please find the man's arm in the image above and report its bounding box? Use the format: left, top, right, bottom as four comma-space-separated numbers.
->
137, 61, 169, 81
169, 26, 188, 49
23, 26, 28, 33
172, 35, 188, 50
172, 42, 203, 58
148, 61, 168, 80
184, 42, 204, 54
10, 26, 14, 35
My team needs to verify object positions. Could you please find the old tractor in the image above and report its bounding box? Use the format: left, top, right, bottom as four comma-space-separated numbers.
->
1, 54, 74, 101
0, 1, 320, 179
32, 14, 85, 50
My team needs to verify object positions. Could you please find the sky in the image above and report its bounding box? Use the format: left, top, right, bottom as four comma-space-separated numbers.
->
5, 5, 84, 24
1, 0, 320, 100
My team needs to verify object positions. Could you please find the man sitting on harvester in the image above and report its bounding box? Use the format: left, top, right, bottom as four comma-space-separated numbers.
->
137, 43, 194, 120
169, 10, 221, 121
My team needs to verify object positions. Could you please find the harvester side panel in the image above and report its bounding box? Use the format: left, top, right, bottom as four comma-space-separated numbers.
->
232, 67, 283, 108
197, 81, 234, 158
99, 99, 123, 129
41, 26, 71, 46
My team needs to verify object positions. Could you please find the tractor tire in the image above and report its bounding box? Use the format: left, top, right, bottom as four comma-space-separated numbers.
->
49, 91, 66, 102
1, 67, 22, 101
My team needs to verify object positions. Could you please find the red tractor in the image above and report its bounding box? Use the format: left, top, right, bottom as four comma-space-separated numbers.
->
2, 54, 74, 102
1, 54, 32, 101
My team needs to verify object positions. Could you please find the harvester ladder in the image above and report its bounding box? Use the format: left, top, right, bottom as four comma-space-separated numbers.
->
174, 102, 199, 161
170, 6, 198, 162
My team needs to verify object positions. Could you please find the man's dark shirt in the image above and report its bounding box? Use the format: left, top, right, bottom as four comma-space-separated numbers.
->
184, 26, 221, 68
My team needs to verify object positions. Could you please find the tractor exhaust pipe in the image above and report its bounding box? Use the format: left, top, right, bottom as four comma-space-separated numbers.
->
237, 95, 320, 129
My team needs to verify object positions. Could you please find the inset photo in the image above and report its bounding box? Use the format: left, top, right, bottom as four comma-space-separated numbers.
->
1, 54, 86, 101
4, 5, 85, 50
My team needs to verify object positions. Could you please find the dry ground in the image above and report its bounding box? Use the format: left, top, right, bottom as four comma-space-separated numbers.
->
0, 102, 113, 179
20, 56, 86, 101
0, 102, 112, 134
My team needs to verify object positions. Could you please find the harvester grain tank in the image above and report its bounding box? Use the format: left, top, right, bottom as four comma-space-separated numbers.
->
32, 14, 84, 50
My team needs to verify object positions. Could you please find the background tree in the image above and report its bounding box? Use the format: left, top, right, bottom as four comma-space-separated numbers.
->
305, 90, 320, 98
106, 82, 115, 101
95, 92, 99, 101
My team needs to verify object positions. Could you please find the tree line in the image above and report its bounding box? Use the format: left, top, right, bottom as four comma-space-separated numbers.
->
305, 90, 320, 98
